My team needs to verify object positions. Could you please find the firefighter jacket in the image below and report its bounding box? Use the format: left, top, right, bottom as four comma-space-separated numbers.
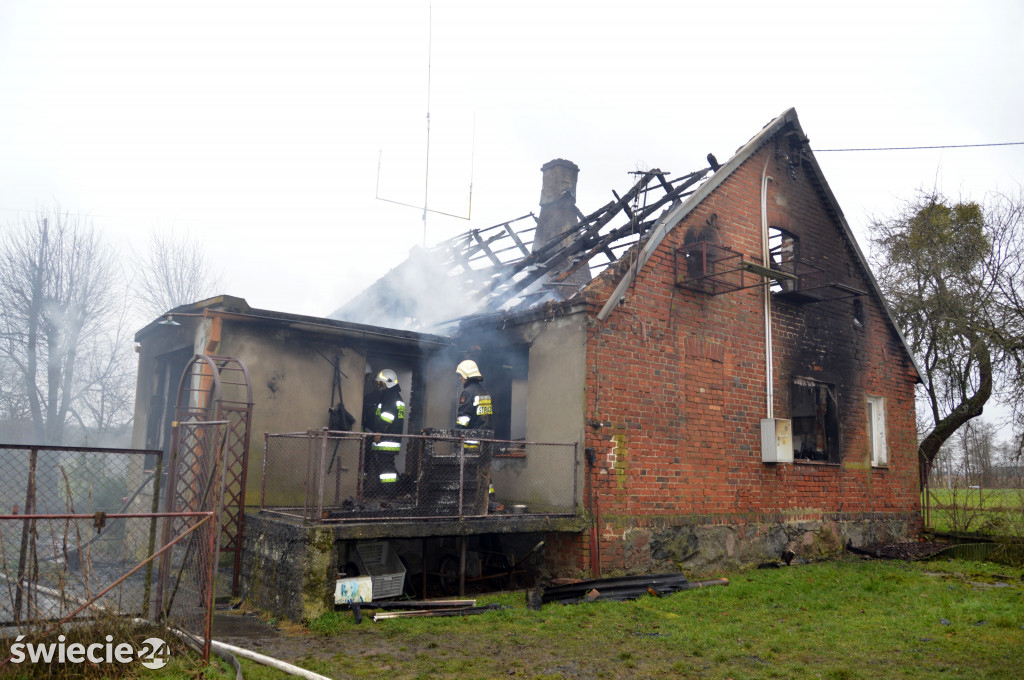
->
368, 385, 405, 460
456, 377, 493, 429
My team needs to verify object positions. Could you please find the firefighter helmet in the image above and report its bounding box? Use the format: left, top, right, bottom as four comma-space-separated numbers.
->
456, 360, 482, 380
376, 369, 399, 389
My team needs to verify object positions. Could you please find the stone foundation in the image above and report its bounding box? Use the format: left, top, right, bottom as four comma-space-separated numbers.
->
240, 513, 337, 621
646, 516, 914, 575
548, 512, 919, 578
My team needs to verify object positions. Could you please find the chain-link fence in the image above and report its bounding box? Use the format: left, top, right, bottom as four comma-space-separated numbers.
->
0, 445, 163, 630
0, 433, 227, 662
261, 429, 579, 522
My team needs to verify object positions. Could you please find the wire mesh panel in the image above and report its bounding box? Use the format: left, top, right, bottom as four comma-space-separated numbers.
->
172, 354, 253, 597
262, 430, 579, 522
156, 420, 228, 658
0, 445, 162, 629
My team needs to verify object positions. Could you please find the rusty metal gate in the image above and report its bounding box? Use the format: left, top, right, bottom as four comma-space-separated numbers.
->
169, 355, 253, 597
0, 443, 222, 663
155, 420, 229, 659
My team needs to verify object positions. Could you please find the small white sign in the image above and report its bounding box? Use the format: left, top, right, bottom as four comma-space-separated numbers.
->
335, 576, 373, 604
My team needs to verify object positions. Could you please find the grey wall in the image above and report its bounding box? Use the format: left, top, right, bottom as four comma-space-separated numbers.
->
486, 313, 587, 512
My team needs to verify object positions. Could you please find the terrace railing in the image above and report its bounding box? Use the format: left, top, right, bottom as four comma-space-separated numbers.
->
261, 429, 579, 523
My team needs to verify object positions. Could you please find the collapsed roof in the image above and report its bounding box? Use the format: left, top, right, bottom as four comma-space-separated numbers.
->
331, 163, 714, 332
332, 108, 922, 382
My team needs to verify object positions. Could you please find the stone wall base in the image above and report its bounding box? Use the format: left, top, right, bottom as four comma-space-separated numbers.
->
240, 513, 337, 621
548, 512, 918, 578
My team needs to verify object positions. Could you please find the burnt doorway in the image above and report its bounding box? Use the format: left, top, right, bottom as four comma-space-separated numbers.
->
476, 346, 529, 442
145, 347, 193, 468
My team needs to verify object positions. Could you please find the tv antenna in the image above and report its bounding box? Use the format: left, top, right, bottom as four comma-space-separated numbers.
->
375, 0, 474, 245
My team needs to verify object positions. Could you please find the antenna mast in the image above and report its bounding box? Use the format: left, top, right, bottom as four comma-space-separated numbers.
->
375, 0, 474, 244
422, 0, 432, 245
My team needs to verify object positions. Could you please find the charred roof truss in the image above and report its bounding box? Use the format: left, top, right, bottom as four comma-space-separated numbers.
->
431, 167, 711, 314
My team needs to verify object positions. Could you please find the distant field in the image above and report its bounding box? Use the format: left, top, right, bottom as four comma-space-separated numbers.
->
927, 488, 1024, 510
925, 487, 1024, 535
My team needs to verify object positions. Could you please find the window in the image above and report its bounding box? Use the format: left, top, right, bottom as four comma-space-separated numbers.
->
866, 395, 887, 467
853, 298, 865, 327
768, 227, 799, 293
791, 379, 840, 463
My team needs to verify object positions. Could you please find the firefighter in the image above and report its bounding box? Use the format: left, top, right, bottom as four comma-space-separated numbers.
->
455, 360, 494, 507
364, 369, 406, 495
455, 360, 492, 430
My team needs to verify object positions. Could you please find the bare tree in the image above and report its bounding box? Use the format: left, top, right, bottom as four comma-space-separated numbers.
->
132, 229, 222, 320
960, 420, 997, 489
871, 190, 1024, 470
0, 205, 134, 444
985, 192, 1024, 460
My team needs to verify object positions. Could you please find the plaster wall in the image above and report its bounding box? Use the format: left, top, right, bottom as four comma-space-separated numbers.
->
483, 314, 587, 512
212, 321, 366, 505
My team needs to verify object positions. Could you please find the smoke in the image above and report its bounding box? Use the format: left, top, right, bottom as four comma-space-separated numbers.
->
329, 245, 484, 332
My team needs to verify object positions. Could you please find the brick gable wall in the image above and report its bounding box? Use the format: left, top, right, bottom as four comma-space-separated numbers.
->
554, 140, 921, 577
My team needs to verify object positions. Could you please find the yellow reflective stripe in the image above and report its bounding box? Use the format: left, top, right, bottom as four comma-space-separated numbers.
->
456, 416, 470, 427
396, 401, 406, 418
379, 411, 395, 423
374, 441, 401, 451
474, 395, 493, 415
379, 473, 398, 483
464, 440, 479, 447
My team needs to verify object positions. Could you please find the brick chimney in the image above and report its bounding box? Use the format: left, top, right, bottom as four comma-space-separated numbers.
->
533, 159, 580, 254
533, 159, 590, 292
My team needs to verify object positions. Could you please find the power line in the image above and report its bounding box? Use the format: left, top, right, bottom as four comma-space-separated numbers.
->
815, 141, 1024, 152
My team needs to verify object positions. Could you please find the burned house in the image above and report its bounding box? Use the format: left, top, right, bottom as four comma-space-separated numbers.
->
131, 108, 922, 619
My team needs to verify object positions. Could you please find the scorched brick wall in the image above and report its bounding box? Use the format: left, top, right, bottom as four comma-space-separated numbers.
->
551, 138, 921, 577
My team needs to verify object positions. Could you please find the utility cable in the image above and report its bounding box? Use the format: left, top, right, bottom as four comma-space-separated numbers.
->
815, 141, 1024, 152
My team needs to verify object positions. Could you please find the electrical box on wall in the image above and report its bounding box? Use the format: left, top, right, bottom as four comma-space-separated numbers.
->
761, 418, 793, 463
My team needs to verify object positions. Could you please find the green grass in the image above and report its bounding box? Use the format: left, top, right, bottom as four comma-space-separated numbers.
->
4, 559, 1021, 679
291, 558, 1024, 680
0, 622, 243, 680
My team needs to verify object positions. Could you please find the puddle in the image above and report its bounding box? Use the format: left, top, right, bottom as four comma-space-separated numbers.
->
211, 611, 282, 650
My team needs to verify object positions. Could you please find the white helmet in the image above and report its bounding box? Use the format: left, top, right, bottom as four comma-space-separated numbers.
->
456, 360, 482, 380
376, 369, 399, 389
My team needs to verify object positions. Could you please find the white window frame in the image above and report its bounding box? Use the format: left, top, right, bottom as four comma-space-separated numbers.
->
866, 395, 887, 467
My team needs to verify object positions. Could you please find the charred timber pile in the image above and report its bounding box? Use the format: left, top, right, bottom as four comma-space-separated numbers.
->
418, 428, 493, 516
846, 540, 953, 561
339, 599, 501, 623
539, 573, 729, 605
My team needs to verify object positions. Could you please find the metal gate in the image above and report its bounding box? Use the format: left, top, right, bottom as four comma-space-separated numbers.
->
155, 420, 229, 659
0, 443, 222, 663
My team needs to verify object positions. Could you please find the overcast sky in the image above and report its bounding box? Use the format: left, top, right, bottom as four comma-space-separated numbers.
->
2, 0, 1022, 323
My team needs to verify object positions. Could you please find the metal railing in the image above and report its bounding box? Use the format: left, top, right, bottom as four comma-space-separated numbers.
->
261, 429, 579, 523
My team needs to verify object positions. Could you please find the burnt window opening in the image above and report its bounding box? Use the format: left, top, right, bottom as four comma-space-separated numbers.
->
475, 346, 529, 442
853, 298, 865, 328
791, 379, 840, 463
768, 227, 799, 293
